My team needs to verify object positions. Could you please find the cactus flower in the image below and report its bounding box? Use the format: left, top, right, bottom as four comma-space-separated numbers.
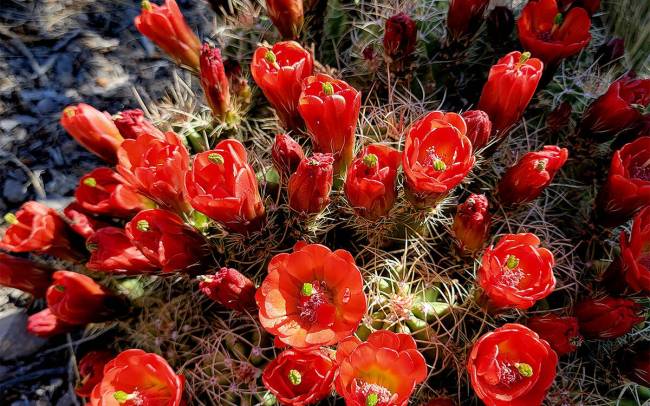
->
46, 271, 116, 325
75, 351, 114, 398
272, 133, 305, 178
461, 110, 492, 150
527, 314, 582, 356
575, 296, 643, 339
199, 44, 231, 121
0, 253, 52, 298
27, 308, 74, 338
446, 0, 490, 42
198, 267, 257, 312
288, 153, 335, 214
112, 108, 165, 140
76, 167, 152, 218
452, 194, 491, 255
618, 206, 650, 293
86, 227, 157, 275
265, 0, 304, 39
383, 12, 418, 61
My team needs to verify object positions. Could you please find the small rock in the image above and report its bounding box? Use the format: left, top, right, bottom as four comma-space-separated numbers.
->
0, 308, 46, 361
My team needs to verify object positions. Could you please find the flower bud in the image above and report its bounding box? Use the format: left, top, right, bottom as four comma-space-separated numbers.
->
198, 267, 257, 312
527, 314, 582, 356
112, 109, 165, 140
575, 296, 643, 339
446, 0, 490, 43
461, 110, 492, 150
272, 133, 305, 177
265, 0, 304, 39
199, 44, 231, 121
452, 194, 491, 254
486, 6, 514, 44
288, 153, 334, 214
27, 308, 73, 338
0, 253, 52, 297
383, 12, 417, 61
61, 103, 124, 164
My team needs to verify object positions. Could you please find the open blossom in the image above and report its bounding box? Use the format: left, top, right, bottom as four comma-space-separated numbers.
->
27, 308, 74, 338
527, 314, 582, 356
478, 51, 543, 138
185, 139, 265, 233
135, 0, 201, 70
383, 12, 418, 61
86, 227, 157, 275
402, 111, 474, 207
462, 110, 492, 150
299, 73, 362, 175
335, 330, 427, 406
0, 253, 52, 297
63, 202, 111, 240
265, 0, 304, 39
75, 167, 152, 218
575, 296, 643, 339
251, 41, 313, 130
288, 153, 335, 214
497, 146, 569, 206
256, 242, 366, 349
198, 267, 256, 312
446, 0, 490, 42
60, 103, 123, 164
344, 144, 401, 219
200, 44, 231, 120
619, 206, 650, 293
518, 0, 592, 68
46, 271, 116, 325
125, 209, 209, 273
75, 351, 114, 398
272, 133, 305, 177
117, 131, 190, 214
596, 136, 650, 226
467, 323, 558, 406
452, 194, 491, 255
89, 349, 185, 406
263, 348, 336, 405
478, 233, 556, 310
113, 108, 165, 140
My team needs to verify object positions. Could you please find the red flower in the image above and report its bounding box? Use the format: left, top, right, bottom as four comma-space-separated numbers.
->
344, 144, 401, 219
63, 202, 111, 240
89, 349, 185, 406
596, 136, 650, 226
60, 103, 123, 164
125, 209, 209, 273
185, 139, 265, 233
256, 242, 366, 349
46, 271, 115, 325
86, 227, 157, 275
200, 44, 231, 120
580, 75, 650, 139
272, 133, 305, 177
262, 348, 336, 405
76, 167, 152, 218
265, 0, 304, 39
198, 267, 257, 312
117, 131, 190, 213
575, 296, 643, 339
462, 110, 492, 150
402, 111, 475, 207
518, 0, 592, 67
619, 206, 650, 293
497, 146, 569, 206
288, 153, 335, 214
135, 0, 201, 70
335, 330, 427, 406
251, 41, 313, 130
478, 233, 556, 310
298, 73, 362, 174
113, 108, 165, 140
446, 0, 490, 42
467, 323, 558, 406
0, 253, 52, 297
478, 51, 543, 137
76, 351, 114, 398
26, 308, 74, 338
383, 12, 418, 61
527, 314, 582, 356
452, 194, 491, 255
1, 201, 80, 262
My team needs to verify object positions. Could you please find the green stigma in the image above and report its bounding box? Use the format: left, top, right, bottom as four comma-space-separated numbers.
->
113, 390, 137, 404
288, 369, 302, 385
535, 159, 547, 171
63, 107, 76, 118
553, 13, 563, 25
363, 153, 378, 168
516, 362, 534, 378
322, 82, 335, 96
264, 51, 277, 64
86, 242, 98, 252
141, 0, 152, 11
83, 177, 97, 187
519, 51, 531, 65
54, 285, 65, 292
301, 282, 313, 296
366, 393, 379, 406
136, 219, 150, 232
506, 255, 520, 269
432, 158, 447, 171
208, 152, 225, 164
3, 213, 18, 225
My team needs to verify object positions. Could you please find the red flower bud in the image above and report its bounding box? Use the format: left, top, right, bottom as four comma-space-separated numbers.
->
117, 131, 190, 214
113, 109, 165, 140
134, 0, 201, 70
467, 324, 558, 406
580, 75, 650, 139
478, 51, 543, 137
263, 348, 336, 405
478, 233, 556, 310
575, 296, 643, 339
125, 209, 209, 273
1, 201, 81, 262
288, 153, 335, 214
461, 110, 492, 149
619, 341, 650, 387
546, 101, 573, 132
527, 314, 582, 356
199, 44, 231, 120
76, 167, 152, 218
198, 267, 257, 312
497, 145, 569, 206
27, 308, 74, 338
272, 133, 305, 177
265, 0, 304, 39
518, 0, 592, 68
0, 253, 52, 297
383, 12, 418, 61
596, 136, 650, 226
75, 351, 114, 398
619, 206, 650, 293
185, 139, 266, 233
299, 74, 362, 174
251, 41, 313, 130
89, 349, 185, 406
344, 144, 401, 219
446, 0, 490, 42
60, 103, 123, 164
596, 36, 625, 66
46, 271, 116, 325
487, 6, 515, 44
452, 194, 491, 254
63, 202, 111, 240
86, 227, 157, 275
402, 111, 475, 207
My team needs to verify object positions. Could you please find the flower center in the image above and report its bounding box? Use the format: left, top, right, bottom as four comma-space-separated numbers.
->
425, 147, 446, 171
534, 159, 548, 171
208, 152, 225, 165
136, 219, 150, 232
113, 390, 143, 405
356, 381, 393, 406
264, 50, 276, 65
288, 369, 302, 385
297, 281, 332, 323
631, 164, 650, 181
322, 82, 335, 96
498, 255, 525, 288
